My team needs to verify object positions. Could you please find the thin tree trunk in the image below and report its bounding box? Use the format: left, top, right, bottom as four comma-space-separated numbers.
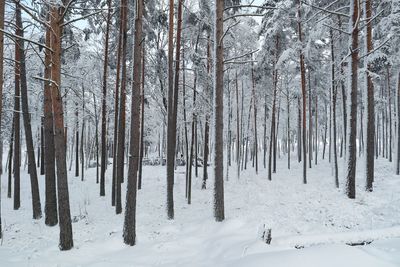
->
75, 102, 79, 177
81, 86, 85, 182
387, 66, 392, 162
40, 122, 45, 175
100, 0, 112, 197
251, 62, 258, 174
235, 70, 241, 179
13, 6, 21, 210
116, 0, 129, 214
0, 0, 4, 238
93, 93, 99, 184
297, 0, 307, 184
202, 36, 211, 188
112, 1, 124, 207
8, 122, 14, 199
138, 42, 145, 190
166, 0, 176, 220
331, 29, 339, 188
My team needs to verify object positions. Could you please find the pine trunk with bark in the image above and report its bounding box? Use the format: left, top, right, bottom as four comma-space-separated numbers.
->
50, 3, 73, 250
123, 0, 143, 246
365, 0, 375, 190
100, 0, 112, 197
297, 0, 307, 184
44, 26, 58, 226
213, 0, 225, 222
346, 0, 360, 199
166, 0, 175, 220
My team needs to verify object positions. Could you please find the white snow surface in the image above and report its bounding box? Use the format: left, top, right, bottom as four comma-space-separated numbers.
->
1, 157, 400, 266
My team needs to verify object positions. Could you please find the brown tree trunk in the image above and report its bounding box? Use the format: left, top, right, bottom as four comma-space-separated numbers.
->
8, 122, 14, 199
44, 26, 58, 226
50, 3, 73, 250
138, 42, 145, 190
93, 93, 99, 184
331, 29, 339, 188
112, 1, 124, 207
116, 0, 129, 214
100, 0, 112, 196
235, 70, 241, 179
75, 102, 79, 178
81, 86, 85, 182
346, 0, 360, 199
13, 5, 21, 210
203, 36, 211, 188
40, 122, 45, 175
123, 0, 143, 246
251, 62, 258, 174
214, 0, 225, 222
397, 72, 400, 175
365, 0, 375, 189
166, 0, 175, 220
387, 66, 392, 162
0, 0, 4, 236
297, 0, 307, 184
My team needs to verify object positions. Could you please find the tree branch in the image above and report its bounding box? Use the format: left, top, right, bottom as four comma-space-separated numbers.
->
302, 1, 349, 18
61, 10, 102, 26
0, 28, 53, 52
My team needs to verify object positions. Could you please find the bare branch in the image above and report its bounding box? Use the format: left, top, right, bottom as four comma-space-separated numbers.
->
13, 0, 49, 27
224, 49, 259, 63
224, 13, 265, 22
61, 10, 102, 27
224, 60, 257, 65
323, 23, 351, 35
302, 1, 349, 18
359, 36, 393, 60
0, 28, 53, 52
224, 5, 276, 12
60, 0, 77, 21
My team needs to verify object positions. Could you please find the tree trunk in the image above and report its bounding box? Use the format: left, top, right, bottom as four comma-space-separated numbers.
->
50, 3, 73, 250
331, 29, 339, 188
8, 122, 14, 199
214, 0, 225, 222
235, 70, 241, 178
138, 42, 146, 190
93, 93, 99, 184
251, 63, 258, 174
297, 0, 307, 184
100, 0, 112, 196
346, 0, 360, 199
112, 0, 124, 207
116, 0, 129, 214
365, 0, 375, 189
75, 102, 79, 178
44, 26, 58, 226
123, 0, 143, 246
0, 0, 3, 238
387, 66, 392, 162
81, 86, 85, 182
166, 0, 176, 220
203, 36, 211, 188
397, 72, 400, 175
40, 122, 45, 175
13, 6, 21, 210
308, 71, 313, 168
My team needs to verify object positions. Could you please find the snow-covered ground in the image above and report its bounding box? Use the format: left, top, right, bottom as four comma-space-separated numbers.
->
1, 156, 400, 266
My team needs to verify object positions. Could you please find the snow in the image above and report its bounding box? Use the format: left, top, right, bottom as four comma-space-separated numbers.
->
1, 156, 400, 266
